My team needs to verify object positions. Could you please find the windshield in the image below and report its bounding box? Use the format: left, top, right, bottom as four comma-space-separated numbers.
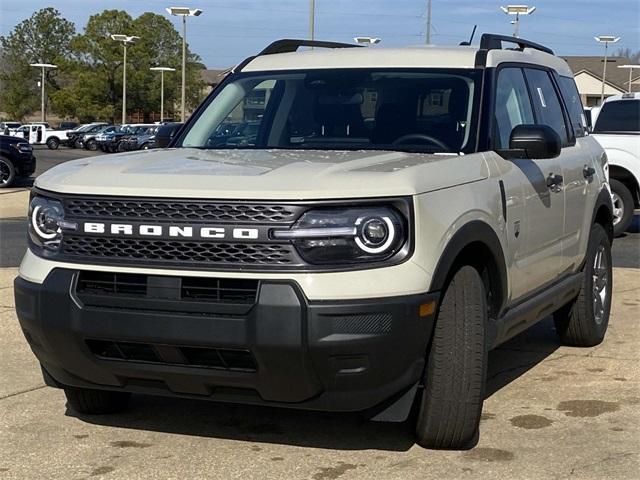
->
179, 69, 482, 154
593, 99, 640, 134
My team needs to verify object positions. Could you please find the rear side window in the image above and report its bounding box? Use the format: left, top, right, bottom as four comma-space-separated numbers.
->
593, 100, 640, 133
558, 76, 586, 137
524, 68, 570, 146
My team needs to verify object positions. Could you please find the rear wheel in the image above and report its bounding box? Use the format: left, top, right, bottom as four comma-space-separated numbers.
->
610, 179, 634, 237
46, 137, 60, 150
554, 223, 612, 347
0, 157, 16, 188
415, 265, 487, 449
85, 139, 97, 151
64, 386, 131, 415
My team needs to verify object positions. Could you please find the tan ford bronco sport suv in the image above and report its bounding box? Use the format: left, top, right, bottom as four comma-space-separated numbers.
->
15, 34, 613, 449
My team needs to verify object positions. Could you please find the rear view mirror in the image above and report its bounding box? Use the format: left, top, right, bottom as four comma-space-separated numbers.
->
155, 123, 183, 148
508, 124, 561, 159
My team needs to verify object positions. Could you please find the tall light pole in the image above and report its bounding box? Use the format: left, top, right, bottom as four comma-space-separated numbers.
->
595, 35, 621, 105
617, 64, 638, 93
309, 0, 315, 42
150, 67, 176, 121
111, 34, 140, 124
500, 5, 536, 37
29, 63, 57, 123
166, 6, 203, 122
425, 0, 432, 44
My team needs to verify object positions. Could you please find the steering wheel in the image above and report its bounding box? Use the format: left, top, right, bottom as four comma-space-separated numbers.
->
392, 133, 451, 151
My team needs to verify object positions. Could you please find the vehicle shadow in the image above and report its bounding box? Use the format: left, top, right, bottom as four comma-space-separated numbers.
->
69, 318, 561, 451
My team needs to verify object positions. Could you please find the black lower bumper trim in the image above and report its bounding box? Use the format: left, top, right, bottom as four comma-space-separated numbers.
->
15, 268, 438, 412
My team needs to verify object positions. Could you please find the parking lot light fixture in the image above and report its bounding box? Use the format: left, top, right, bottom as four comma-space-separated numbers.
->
29, 63, 57, 123
166, 6, 203, 123
500, 5, 536, 37
150, 67, 176, 122
110, 34, 140, 125
595, 35, 621, 104
617, 64, 639, 94
354, 37, 381, 46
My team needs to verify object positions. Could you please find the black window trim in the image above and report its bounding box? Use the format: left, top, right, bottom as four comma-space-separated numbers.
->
489, 62, 576, 152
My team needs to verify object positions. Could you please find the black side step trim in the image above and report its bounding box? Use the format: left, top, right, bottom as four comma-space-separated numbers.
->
489, 272, 582, 348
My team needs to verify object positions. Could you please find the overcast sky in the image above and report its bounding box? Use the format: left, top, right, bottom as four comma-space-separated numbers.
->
1, 0, 638, 68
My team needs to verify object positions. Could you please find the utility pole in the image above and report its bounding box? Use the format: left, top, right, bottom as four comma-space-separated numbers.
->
309, 0, 315, 42
110, 35, 139, 125
29, 63, 57, 123
425, 0, 432, 44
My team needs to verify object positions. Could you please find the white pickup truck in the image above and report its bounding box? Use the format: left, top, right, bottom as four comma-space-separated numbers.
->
10, 123, 69, 150
591, 93, 640, 236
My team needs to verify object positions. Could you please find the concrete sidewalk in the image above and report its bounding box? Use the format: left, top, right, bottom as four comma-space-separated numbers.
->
1, 267, 638, 480
0, 189, 29, 220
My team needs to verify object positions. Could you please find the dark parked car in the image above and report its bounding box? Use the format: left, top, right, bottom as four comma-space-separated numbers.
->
81, 125, 116, 151
58, 121, 79, 130
122, 126, 159, 151
0, 134, 36, 188
64, 123, 109, 148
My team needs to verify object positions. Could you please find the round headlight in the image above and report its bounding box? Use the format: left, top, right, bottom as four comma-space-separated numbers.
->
355, 216, 396, 254
29, 197, 65, 250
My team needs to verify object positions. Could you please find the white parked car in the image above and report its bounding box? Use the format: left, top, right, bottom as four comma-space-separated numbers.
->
10, 123, 69, 150
591, 93, 640, 236
0, 121, 22, 135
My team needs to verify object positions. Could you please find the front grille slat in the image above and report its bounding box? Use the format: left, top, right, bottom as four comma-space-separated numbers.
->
63, 236, 296, 267
64, 198, 299, 224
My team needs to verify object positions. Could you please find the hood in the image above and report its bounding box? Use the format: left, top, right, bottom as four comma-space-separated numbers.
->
35, 148, 489, 200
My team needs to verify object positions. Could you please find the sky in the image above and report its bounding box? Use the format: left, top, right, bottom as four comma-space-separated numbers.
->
0, 0, 638, 68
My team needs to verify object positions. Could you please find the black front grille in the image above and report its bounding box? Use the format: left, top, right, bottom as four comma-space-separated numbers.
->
64, 198, 299, 224
86, 339, 257, 372
76, 271, 259, 305
63, 236, 296, 266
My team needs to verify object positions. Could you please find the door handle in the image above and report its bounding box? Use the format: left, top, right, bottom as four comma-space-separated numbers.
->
583, 165, 596, 179
546, 173, 564, 190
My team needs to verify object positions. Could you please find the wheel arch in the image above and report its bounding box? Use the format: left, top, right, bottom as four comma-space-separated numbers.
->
428, 220, 508, 318
609, 164, 640, 207
592, 186, 615, 244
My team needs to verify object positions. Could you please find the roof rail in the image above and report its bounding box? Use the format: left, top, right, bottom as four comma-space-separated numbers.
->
258, 39, 361, 56
479, 33, 554, 55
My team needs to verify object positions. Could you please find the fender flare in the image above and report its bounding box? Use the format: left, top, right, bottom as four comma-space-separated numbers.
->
591, 185, 614, 241
428, 220, 508, 315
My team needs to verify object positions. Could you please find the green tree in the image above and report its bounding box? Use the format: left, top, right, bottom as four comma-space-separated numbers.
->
0, 7, 76, 120
53, 10, 205, 123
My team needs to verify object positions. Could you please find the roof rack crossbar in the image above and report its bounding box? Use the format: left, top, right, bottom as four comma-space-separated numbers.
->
258, 39, 361, 56
479, 33, 554, 55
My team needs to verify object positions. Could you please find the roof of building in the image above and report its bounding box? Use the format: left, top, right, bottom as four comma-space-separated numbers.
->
562, 56, 638, 91
200, 69, 230, 86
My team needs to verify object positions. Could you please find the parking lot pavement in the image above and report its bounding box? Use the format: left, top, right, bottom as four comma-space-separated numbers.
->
0, 269, 638, 480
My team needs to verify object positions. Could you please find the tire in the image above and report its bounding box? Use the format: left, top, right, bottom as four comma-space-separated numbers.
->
85, 139, 97, 151
0, 156, 16, 188
610, 179, 634, 237
117, 141, 126, 153
73, 139, 83, 149
415, 265, 487, 450
64, 386, 131, 415
553, 223, 612, 347
141, 143, 149, 150
46, 137, 60, 150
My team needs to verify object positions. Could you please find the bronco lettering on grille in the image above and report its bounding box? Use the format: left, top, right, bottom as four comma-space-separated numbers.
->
81, 222, 262, 241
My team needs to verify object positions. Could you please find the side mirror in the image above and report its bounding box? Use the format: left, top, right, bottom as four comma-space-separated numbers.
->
155, 122, 183, 148
509, 124, 561, 159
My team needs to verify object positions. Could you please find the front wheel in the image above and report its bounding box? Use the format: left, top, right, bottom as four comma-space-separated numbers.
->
85, 139, 97, 151
415, 265, 487, 449
610, 179, 634, 237
46, 137, 59, 150
64, 386, 131, 415
554, 223, 612, 347
0, 157, 16, 188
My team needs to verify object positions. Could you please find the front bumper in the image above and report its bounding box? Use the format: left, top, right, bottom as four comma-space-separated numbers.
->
15, 153, 36, 176
15, 268, 438, 412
